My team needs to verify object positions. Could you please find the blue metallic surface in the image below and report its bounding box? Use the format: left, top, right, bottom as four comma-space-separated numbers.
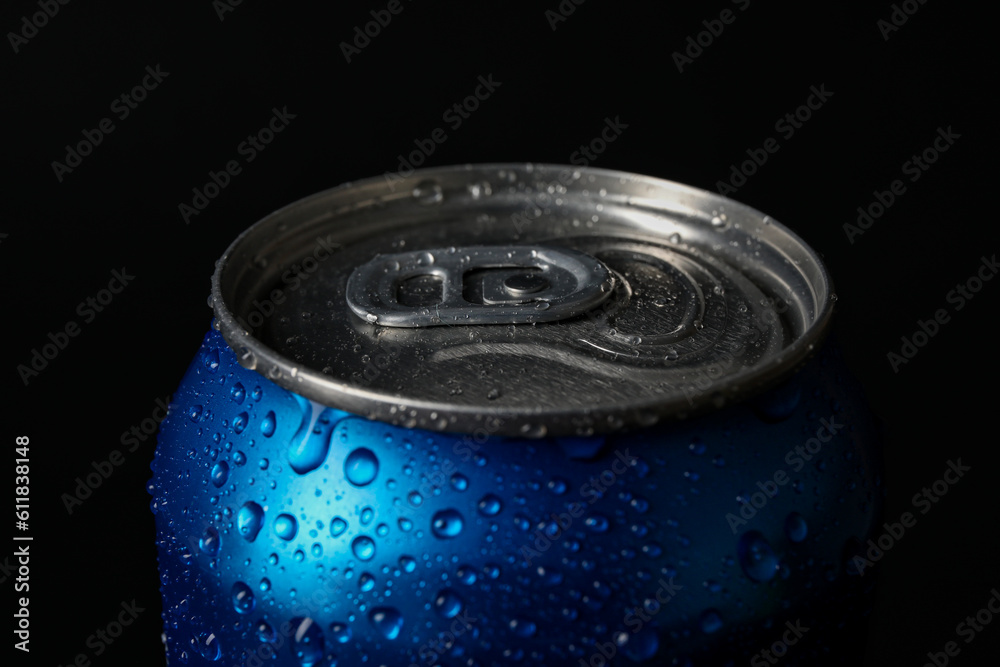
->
151, 327, 882, 665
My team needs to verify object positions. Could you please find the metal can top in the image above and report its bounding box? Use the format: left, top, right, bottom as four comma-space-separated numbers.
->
211, 164, 834, 437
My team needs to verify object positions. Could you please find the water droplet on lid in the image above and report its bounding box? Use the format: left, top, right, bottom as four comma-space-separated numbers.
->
368, 607, 404, 639
668, 232, 681, 244
236, 348, 257, 370
412, 180, 443, 205
274, 513, 298, 541
534, 301, 550, 310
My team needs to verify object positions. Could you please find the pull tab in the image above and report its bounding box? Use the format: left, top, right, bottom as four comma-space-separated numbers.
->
346, 245, 615, 327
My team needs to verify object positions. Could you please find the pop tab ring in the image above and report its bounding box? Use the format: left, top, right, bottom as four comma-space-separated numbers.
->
345, 245, 616, 327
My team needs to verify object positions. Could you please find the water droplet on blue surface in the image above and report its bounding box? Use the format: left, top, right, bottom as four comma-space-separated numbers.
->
256, 621, 276, 643
352, 535, 376, 561
330, 516, 348, 537
261, 411, 276, 437
477, 493, 503, 516
193, 632, 221, 661
344, 447, 379, 486
274, 513, 298, 541
509, 617, 537, 638
210, 461, 229, 487
288, 403, 337, 474
368, 607, 404, 639
738, 530, 779, 582
329, 621, 351, 644
290, 617, 324, 667
431, 509, 464, 538
785, 512, 808, 542
434, 588, 463, 619
199, 527, 220, 556
231, 581, 255, 614
700, 608, 723, 633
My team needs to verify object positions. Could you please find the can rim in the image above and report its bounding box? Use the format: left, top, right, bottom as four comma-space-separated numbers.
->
210, 163, 835, 436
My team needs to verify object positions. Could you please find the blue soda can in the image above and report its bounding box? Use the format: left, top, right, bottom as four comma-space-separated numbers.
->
150, 164, 883, 665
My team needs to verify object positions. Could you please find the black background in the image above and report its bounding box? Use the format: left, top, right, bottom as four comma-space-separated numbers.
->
3, 1, 996, 665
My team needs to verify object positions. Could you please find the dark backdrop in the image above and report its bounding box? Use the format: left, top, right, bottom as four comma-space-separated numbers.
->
3, 2, 995, 665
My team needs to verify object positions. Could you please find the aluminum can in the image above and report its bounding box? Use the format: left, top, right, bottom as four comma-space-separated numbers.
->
150, 164, 883, 665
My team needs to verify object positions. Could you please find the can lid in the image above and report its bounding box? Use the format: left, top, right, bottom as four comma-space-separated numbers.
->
212, 164, 834, 437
